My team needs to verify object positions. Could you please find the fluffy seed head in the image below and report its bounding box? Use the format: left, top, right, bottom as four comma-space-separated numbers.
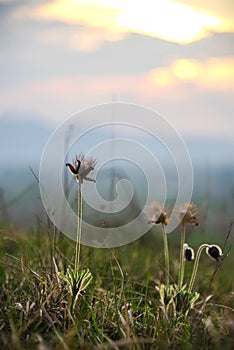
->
180, 203, 199, 226
146, 202, 170, 226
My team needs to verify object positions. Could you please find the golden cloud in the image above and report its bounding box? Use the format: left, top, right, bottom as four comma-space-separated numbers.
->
13, 0, 233, 48
148, 57, 234, 90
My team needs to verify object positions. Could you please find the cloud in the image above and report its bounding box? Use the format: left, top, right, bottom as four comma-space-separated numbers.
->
32, 24, 125, 53
148, 57, 234, 90
115, 1, 222, 44
13, 0, 125, 50
1, 64, 233, 133
175, 1, 234, 37
174, 0, 234, 22
12, 0, 233, 47
0, 1, 233, 142
69, 27, 125, 52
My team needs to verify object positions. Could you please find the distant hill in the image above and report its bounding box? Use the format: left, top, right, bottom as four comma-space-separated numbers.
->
0, 114, 233, 229
0, 114, 53, 168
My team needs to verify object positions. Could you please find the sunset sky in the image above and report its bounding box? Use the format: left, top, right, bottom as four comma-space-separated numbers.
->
0, 0, 234, 140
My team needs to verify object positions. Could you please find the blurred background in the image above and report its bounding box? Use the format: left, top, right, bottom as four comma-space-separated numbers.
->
0, 0, 233, 234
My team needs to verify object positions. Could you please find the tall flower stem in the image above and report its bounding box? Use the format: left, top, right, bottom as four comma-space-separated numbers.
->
162, 223, 170, 286
178, 223, 186, 288
74, 181, 82, 275
188, 244, 209, 292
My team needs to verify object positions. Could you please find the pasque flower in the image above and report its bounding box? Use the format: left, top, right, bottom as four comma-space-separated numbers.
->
66, 153, 96, 184
147, 202, 169, 226
62, 153, 96, 315
206, 245, 223, 261
178, 203, 198, 288
188, 244, 224, 292
180, 203, 199, 226
147, 202, 170, 285
184, 243, 195, 262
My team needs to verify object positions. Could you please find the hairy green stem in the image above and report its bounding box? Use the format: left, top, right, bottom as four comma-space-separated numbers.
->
162, 223, 170, 286
188, 244, 209, 292
74, 182, 82, 275
178, 223, 186, 288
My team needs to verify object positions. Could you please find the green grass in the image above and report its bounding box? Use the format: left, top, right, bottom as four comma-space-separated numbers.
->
0, 224, 233, 350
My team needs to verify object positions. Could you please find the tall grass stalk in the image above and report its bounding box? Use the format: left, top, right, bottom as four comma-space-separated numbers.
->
161, 223, 169, 286
178, 223, 186, 288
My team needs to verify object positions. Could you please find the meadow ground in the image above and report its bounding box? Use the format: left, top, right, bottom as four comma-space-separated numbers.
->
0, 218, 233, 350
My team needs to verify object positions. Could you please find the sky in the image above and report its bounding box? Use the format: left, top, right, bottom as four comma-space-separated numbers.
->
0, 0, 234, 140
0, 0, 234, 228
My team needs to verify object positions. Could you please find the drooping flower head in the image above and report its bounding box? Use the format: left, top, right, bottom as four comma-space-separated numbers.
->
66, 153, 97, 184
146, 202, 170, 226
179, 203, 199, 226
183, 243, 195, 262
206, 245, 223, 261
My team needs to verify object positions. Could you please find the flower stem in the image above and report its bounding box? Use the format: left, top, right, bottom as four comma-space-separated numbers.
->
188, 244, 209, 292
162, 223, 170, 286
74, 181, 82, 275
51, 224, 57, 275
178, 222, 186, 288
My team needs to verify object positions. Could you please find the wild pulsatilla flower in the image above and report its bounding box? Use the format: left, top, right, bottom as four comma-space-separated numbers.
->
147, 202, 169, 226
179, 203, 199, 226
66, 153, 97, 184
206, 245, 223, 261
183, 243, 195, 262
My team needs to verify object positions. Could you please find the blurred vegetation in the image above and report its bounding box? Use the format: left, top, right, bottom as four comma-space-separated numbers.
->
0, 218, 233, 349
